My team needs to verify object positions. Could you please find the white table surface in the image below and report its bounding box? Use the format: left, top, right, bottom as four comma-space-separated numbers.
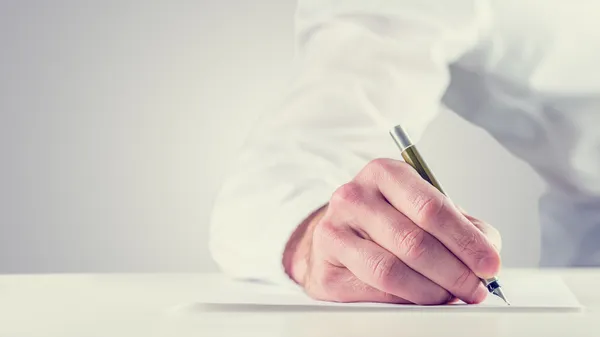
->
1, 268, 599, 337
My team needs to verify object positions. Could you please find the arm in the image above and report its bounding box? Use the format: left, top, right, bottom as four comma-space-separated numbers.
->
208, 0, 489, 286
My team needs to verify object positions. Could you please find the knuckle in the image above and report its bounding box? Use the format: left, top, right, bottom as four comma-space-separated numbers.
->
331, 182, 364, 206
365, 158, 399, 178
456, 232, 501, 272
397, 228, 428, 260
369, 254, 402, 289
413, 193, 446, 224
452, 268, 477, 294
456, 232, 490, 263
456, 232, 479, 254
313, 221, 342, 247
362, 158, 411, 187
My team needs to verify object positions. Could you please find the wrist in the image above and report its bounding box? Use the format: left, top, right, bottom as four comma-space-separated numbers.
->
283, 204, 327, 285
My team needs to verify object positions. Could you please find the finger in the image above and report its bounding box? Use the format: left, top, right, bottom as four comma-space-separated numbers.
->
344, 193, 488, 304
357, 159, 501, 279
305, 263, 411, 304
319, 224, 452, 305
462, 212, 502, 253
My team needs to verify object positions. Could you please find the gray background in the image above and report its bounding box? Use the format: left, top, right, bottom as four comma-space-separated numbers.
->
0, 0, 543, 274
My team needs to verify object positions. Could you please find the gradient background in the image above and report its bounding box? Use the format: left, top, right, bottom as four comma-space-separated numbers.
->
0, 0, 544, 274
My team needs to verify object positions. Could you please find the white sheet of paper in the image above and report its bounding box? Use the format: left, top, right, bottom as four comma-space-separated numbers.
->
196, 273, 582, 311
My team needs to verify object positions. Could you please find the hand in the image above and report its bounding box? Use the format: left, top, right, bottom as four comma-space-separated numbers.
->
283, 158, 502, 305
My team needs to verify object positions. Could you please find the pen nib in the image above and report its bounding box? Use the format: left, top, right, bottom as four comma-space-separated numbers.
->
492, 288, 510, 305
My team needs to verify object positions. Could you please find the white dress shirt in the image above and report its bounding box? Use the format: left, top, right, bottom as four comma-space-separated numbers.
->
209, 0, 600, 286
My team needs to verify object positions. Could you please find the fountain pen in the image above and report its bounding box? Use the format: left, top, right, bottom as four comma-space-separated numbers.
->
389, 124, 510, 305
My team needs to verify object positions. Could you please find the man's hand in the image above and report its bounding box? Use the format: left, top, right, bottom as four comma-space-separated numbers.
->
283, 158, 502, 305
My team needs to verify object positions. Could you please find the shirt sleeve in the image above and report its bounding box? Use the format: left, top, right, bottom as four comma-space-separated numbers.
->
208, 0, 489, 287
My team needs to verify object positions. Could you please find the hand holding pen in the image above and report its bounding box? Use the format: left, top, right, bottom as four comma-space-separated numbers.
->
390, 125, 509, 304
284, 128, 505, 305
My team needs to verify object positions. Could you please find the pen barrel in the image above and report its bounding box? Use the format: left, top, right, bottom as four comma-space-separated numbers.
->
389, 125, 446, 194
400, 145, 446, 196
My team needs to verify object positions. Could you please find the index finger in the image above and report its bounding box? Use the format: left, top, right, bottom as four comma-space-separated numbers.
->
357, 159, 501, 279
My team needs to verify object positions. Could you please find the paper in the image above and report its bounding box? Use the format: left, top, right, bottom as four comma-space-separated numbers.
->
195, 272, 582, 311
